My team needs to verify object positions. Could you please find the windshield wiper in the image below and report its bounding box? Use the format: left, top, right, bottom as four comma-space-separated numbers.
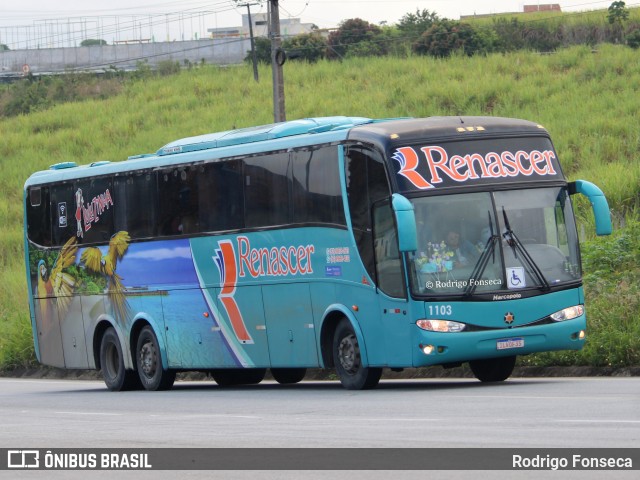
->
464, 212, 499, 297
501, 207, 550, 291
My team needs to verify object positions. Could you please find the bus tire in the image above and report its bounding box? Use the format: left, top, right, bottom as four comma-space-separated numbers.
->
469, 356, 516, 382
211, 368, 266, 386
333, 318, 382, 390
99, 327, 140, 391
136, 326, 176, 391
271, 368, 307, 384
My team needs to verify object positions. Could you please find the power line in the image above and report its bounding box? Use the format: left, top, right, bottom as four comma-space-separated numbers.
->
1, 8, 240, 49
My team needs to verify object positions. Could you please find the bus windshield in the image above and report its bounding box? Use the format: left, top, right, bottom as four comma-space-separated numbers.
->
408, 187, 581, 297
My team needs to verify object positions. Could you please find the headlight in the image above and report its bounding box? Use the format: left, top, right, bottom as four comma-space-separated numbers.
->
550, 305, 584, 322
416, 319, 466, 332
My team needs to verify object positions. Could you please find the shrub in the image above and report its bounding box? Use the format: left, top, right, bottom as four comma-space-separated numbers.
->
397, 9, 440, 38
327, 18, 387, 59
413, 21, 491, 57
283, 33, 328, 63
80, 39, 107, 47
244, 37, 271, 64
627, 28, 640, 48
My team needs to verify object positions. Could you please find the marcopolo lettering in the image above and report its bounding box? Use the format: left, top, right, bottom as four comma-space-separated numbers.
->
392, 145, 558, 190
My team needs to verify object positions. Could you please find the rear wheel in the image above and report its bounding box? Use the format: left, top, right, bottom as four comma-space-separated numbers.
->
271, 368, 307, 385
211, 368, 266, 387
99, 327, 140, 391
469, 356, 516, 382
333, 318, 382, 390
136, 326, 176, 391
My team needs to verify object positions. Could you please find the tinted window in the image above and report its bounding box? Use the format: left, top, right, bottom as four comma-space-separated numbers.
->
114, 171, 157, 239
158, 166, 200, 235
243, 152, 291, 228
74, 177, 114, 245
292, 146, 345, 225
373, 200, 405, 298
199, 159, 244, 232
26, 186, 52, 246
50, 183, 77, 246
345, 147, 391, 280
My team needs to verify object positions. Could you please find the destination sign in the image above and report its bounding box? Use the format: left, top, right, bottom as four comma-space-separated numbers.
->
391, 137, 563, 191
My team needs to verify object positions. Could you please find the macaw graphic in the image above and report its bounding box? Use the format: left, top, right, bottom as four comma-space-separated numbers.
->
36, 236, 79, 322
80, 231, 131, 323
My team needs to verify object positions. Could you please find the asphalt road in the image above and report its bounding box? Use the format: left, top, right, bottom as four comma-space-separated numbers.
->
0, 376, 638, 479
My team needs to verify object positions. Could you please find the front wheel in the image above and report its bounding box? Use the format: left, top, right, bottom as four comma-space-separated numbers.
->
271, 368, 307, 385
136, 326, 176, 391
99, 327, 140, 391
469, 356, 516, 382
332, 319, 381, 390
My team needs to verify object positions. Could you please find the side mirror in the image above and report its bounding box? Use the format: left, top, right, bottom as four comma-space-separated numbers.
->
392, 194, 418, 252
569, 180, 612, 236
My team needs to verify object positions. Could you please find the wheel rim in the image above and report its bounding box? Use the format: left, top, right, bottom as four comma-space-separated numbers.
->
338, 333, 360, 375
139, 340, 158, 379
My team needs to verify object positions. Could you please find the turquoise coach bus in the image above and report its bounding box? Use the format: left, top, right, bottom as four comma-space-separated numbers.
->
23, 116, 612, 391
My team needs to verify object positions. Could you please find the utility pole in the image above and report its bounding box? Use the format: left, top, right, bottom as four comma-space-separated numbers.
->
234, 1, 260, 82
246, 4, 259, 82
268, 0, 286, 122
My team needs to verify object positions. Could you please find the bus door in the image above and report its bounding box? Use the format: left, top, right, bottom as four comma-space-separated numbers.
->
372, 200, 412, 366
345, 146, 412, 367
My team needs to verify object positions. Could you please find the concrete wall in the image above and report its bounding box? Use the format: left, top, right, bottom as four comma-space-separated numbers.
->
0, 39, 251, 76
523, 4, 561, 13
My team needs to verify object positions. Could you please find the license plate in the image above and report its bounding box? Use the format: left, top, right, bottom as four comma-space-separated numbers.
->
497, 337, 525, 350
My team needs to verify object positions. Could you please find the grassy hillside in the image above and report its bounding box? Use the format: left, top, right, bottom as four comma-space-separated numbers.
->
1, 45, 639, 369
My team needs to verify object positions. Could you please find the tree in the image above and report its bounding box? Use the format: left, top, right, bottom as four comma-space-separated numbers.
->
326, 18, 386, 59
244, 37, 271, 64
0, 44, 9, 51
282, 33, 327, 63
398, 9, 440, 38
607, 1, 629, 43
607, 1, 630, 25
413, 21, 490, 58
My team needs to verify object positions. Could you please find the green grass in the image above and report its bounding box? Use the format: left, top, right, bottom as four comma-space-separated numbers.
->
1, 46, 639, 369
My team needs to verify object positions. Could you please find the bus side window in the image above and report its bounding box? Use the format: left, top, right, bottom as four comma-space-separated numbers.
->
158, 167, 200, 236
373, 199, 406, 299
74, 177, 114, 244
27, 186, 52, 247
292, 146, 346, 226
345, 147, 391, 283
114, 172, 157, 239
50, 183, 77, 246
198, 160, 244, 232
243, 152, 291, 228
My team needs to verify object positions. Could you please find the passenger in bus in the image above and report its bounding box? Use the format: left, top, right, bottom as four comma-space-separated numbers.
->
444, 229, 477, 268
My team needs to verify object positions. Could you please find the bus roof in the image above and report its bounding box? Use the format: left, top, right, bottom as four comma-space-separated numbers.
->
156, 116, 375, 156
347, 116, 549, 151
24, 116, 550, 187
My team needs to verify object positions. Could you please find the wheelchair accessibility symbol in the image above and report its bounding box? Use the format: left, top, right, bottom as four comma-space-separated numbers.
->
507, 267, 526, 289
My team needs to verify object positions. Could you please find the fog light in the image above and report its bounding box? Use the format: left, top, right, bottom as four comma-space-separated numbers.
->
579, 330, 586, 340
421, 344, 435, 355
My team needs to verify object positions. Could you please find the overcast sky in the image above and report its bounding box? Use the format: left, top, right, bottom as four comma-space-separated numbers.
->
1, 1, 618, 47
